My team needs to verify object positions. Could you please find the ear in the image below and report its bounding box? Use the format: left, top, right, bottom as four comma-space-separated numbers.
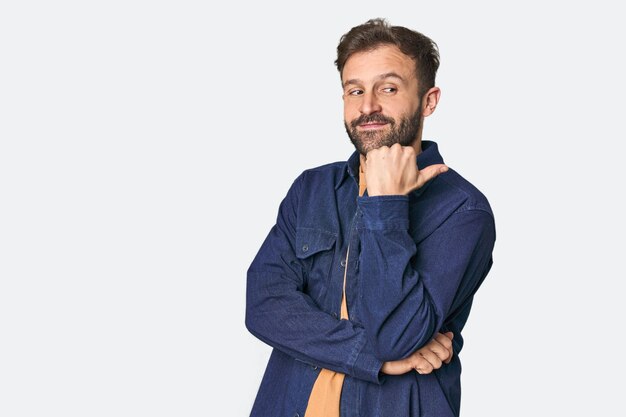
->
421, 87, 441, 117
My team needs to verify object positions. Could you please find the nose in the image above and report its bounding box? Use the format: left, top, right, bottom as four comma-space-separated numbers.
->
359, 91, 382, 115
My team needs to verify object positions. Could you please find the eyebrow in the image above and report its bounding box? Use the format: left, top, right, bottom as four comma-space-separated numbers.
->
342, 72, 406, 89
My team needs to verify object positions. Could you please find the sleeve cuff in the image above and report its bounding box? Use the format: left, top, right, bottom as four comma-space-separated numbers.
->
351, 349, 384, 385
348, 332, 385, 385
357, 195, 409, 231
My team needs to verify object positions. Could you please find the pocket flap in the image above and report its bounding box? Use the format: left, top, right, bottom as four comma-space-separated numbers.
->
295, 228, 336, 259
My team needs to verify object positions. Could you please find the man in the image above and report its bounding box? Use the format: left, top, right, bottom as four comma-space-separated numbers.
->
246, 18, 496, 417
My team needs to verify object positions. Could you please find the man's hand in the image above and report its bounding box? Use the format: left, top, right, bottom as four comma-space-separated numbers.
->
362, 143, 448, 197
380, 332, 454, 375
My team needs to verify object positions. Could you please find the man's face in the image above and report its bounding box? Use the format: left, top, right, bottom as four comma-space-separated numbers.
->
342, 44, 423, 155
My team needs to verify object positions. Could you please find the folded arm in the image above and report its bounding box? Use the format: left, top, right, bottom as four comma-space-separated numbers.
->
357, 195, 495, 361
246, 173, 383, 384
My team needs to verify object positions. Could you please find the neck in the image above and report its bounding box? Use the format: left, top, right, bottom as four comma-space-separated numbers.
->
413, 120, 424, 154
411, 136, 423, 156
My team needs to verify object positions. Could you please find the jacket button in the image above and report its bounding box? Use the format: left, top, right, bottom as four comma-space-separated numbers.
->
332, 312, 338, 318
302, 244, 309, 252
294, 414, 300, 417
340, 260, 346, 267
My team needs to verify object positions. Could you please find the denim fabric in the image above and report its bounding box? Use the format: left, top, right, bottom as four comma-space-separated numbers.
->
246, 141, 496, 417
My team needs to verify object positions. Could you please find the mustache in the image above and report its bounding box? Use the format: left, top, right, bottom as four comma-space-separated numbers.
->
350, 113, 394, 129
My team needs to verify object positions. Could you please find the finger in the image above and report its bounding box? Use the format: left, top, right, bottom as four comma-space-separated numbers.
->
366, 145, 387, 158
434, 333, 453, 353
425, 339, 450, 362
432, 334, 453, 364
399, 144, 416, 157
417, 349, 442, 370
414, 356, 434, 375
381, 359, 411, 376
414, 164, 448, 189
437, 332, 455, 364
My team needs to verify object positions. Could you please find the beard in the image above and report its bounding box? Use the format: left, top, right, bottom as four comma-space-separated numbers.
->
344, 107, 422, 155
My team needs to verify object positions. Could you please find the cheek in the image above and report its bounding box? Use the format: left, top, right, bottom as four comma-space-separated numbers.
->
386, 104, 411, 121
343, 102, 359, 122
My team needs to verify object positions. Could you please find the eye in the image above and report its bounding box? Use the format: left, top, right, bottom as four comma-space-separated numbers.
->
348, 89, 364, 96
382, 87, 397, 93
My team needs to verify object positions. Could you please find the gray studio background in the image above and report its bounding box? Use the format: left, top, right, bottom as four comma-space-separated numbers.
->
1, 1, 624, 416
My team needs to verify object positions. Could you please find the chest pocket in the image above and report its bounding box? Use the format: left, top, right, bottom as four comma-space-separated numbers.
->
295, 227, 337, 298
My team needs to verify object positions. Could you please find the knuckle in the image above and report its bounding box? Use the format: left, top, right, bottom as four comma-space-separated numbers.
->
432, 347, 445, 358
427, 342, 438, 351
413, 356, 427, 368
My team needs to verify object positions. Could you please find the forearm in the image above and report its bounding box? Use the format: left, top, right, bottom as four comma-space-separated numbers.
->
357, 195, 495, 361
357, 195, 439, 360
246, 265, 382, 383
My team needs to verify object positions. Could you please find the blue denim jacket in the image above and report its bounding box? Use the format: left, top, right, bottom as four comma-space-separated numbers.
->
246, 141, 496, 417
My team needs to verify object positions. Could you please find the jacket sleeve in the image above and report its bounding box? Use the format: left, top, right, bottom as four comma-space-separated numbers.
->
245, 173, 383, 384
357, 193, 496, 362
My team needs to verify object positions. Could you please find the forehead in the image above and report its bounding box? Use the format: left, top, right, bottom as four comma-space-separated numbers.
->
341, 44, 417, 85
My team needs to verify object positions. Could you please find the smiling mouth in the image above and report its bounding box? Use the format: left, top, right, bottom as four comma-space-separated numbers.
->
358, 122, 389, 130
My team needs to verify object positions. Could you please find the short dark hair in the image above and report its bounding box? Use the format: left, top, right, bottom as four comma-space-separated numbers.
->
335, 18, 440, 97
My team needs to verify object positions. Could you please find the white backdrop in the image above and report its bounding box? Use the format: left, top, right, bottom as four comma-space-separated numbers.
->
1, 1, 624, 416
